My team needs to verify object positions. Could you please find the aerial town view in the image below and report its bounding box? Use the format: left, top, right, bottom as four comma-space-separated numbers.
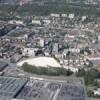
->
0, 0, 100, 100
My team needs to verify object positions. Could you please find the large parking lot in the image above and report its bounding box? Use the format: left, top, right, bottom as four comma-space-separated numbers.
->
17, 78, 86, 100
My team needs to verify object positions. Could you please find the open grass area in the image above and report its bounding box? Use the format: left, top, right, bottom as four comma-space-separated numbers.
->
0, 3, 100, 17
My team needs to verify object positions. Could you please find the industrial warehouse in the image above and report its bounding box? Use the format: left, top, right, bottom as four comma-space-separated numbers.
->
0, 62, 8, 71
0, 76, 28, 100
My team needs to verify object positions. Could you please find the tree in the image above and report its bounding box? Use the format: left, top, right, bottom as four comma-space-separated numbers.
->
22, 63, 73, 76
76, 68, 100, 85
88, 90, 94, 97
76, 69, 85, 77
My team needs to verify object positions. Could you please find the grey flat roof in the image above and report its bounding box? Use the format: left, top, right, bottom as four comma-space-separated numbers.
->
0, 76, 28, 99
0, 62, 8, 71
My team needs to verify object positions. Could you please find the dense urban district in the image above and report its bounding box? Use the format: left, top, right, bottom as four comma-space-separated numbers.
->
0, 0, 100, 100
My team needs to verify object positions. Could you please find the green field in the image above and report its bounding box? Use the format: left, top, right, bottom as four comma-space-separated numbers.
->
0, 2, 100, 17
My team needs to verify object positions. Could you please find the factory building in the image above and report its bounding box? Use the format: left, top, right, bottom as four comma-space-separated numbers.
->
0, 62, 8, 71
0, 76, 28, 99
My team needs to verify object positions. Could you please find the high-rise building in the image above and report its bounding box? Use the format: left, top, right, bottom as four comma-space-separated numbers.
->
40, 38, 45, 47
52, 43, 59, 54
